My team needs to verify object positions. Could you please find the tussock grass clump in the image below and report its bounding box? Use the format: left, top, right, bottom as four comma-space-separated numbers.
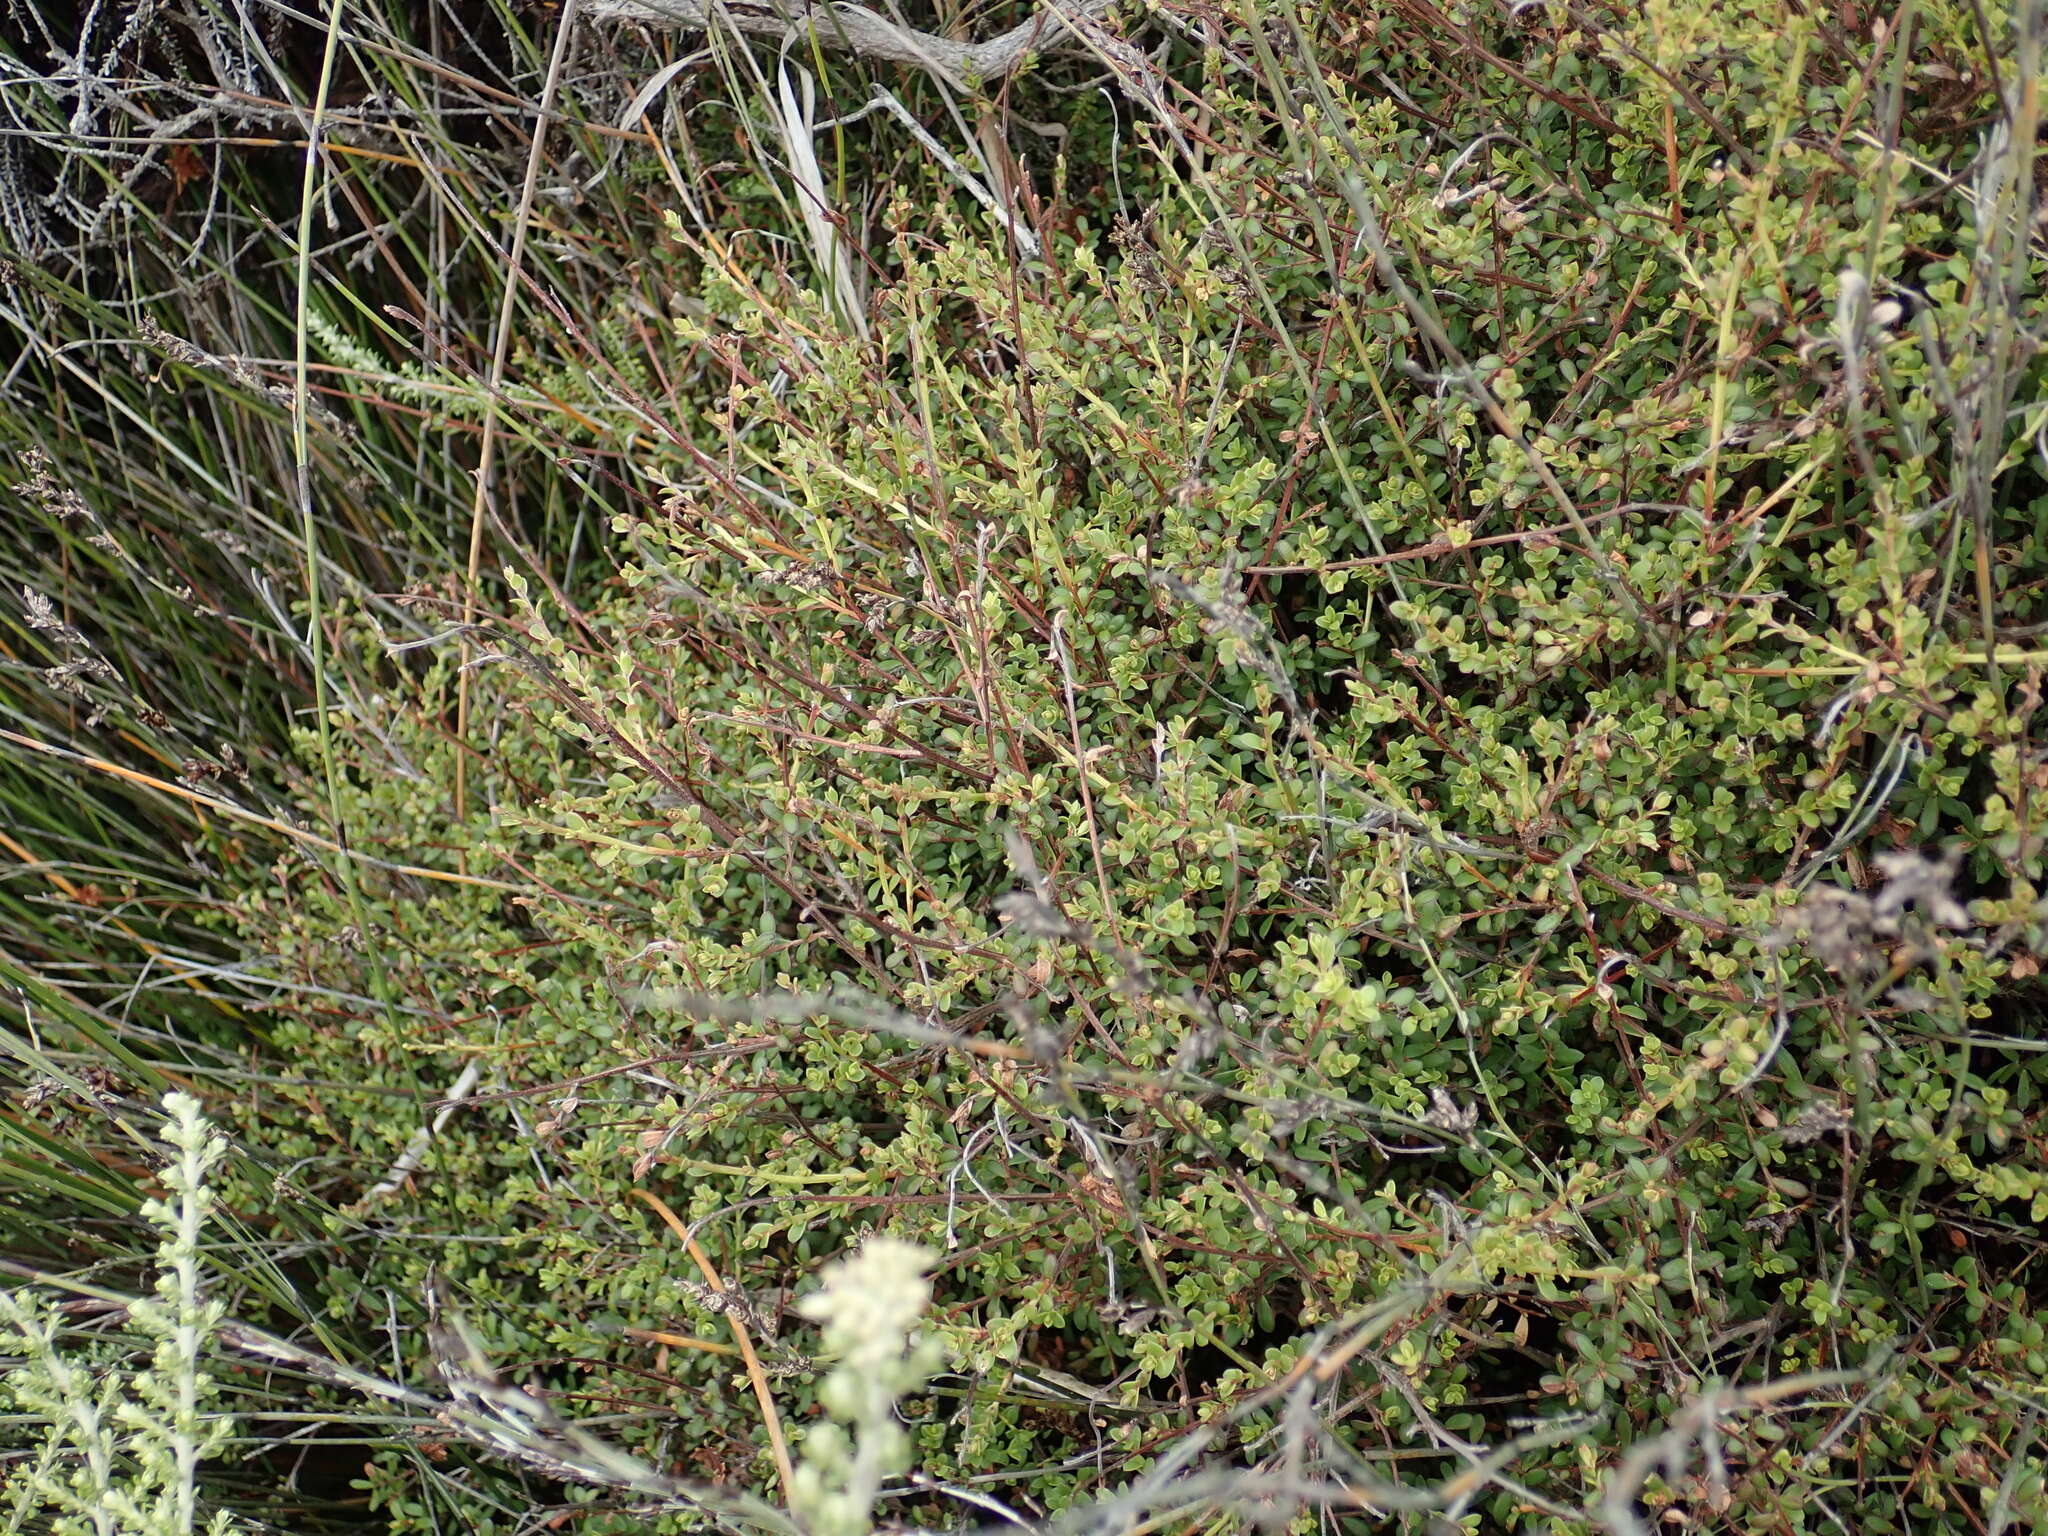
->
6, 2, 2048, 1534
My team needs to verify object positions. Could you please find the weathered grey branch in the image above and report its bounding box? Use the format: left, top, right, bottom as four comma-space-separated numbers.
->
587, 0, 1115, 86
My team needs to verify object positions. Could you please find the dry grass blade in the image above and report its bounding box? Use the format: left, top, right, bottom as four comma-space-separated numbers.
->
773, 60, 870, 336
0, 728, 530, 891
629, 1188, 798, 1499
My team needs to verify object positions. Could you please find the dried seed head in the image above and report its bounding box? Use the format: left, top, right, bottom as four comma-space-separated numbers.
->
1111, 214, 1167, 292
1422, 1086, 1479, 1136
17, 1077, 66, 1111
45, 656, 117, 684
1781, 1100, 1853, 1146
1101, 1299, 1159, 1336
681, 1278, 769, 1332
21, 586, 88, 648
1765, 886, 1885, 978
12, 449, 95, 523
1869, 848, 1971, 931
1765, 846, 1971, 979
202, 527, 254, 557
758, 563, 833, 594
1743, 1208, 1799, 1242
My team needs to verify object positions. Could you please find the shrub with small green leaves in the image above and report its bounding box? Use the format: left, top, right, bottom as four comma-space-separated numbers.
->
10, 2, 2048, 1534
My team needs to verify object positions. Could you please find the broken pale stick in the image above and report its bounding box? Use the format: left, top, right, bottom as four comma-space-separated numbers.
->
359, 1059, 484, 1204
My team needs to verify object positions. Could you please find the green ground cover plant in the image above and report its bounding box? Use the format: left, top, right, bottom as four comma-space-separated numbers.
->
5, 2, 2048, 1534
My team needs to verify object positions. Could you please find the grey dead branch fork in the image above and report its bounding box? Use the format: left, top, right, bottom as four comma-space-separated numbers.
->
591, 0, 1120, 86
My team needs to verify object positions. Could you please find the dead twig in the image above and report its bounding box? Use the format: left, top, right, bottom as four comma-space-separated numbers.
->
356, 1060, 484, 1204
1596, 1370, 1861, 1536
